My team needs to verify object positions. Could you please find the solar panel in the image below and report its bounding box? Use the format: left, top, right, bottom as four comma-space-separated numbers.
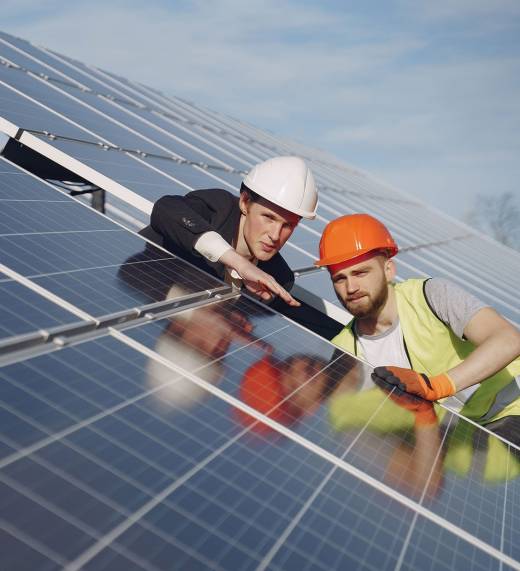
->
0, 278, 83, 341
1, 29, 519, 571
0, 158, 229, 323
1, 284, 518, 569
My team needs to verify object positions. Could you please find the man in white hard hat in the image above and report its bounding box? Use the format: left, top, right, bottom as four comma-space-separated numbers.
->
141, 156, 315, 306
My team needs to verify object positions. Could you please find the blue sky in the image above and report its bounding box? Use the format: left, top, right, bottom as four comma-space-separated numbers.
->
2, 0, 520, 220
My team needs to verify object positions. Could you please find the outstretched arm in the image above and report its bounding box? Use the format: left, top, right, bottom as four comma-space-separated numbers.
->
372, 280, 520, 401
372, 309, 520, 401
219, 249, 300, 306
448, 307, 520, 390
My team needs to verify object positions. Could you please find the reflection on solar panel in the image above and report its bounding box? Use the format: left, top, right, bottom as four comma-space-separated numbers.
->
1, 29, 519, 570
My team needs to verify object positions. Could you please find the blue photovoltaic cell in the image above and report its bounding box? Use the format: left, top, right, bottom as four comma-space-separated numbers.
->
0, 335, 238, 568
0, 224, 223, 316
47, 80, 221, 165
0, 200, 117, 235
268, 469, 415, 571
34, 252, 223, 317
0, 162, 223, 318
42, 137, 190, 200
505, 452, 520, 562
1, 229, 146, 277
93, 439, 413, 571
400, 515, 502, 571
1, 67, 154, 153
0, 31, 134, 106
0, 161, 70, 201
0, 279, 81, 340
0, 72, 99, 144
142, 153, 243, 190
1, 33, 254, 172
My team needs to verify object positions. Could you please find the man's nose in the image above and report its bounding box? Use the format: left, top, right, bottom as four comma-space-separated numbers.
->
346, 277, 359, 293
268, 223, 282, 242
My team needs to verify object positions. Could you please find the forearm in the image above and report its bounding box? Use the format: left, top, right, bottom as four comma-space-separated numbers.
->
448, 328, 520, 390
219, 247, 247, 272
194, 233, 249, 281
195, 231, 233, 263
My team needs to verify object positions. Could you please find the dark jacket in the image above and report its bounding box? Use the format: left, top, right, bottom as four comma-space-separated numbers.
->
141, 188, 294, 290
140, 189, 343, 341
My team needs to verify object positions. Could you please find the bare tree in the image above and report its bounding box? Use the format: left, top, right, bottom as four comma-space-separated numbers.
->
465, 192, 520, 251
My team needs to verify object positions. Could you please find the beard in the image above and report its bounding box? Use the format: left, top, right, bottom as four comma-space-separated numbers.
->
343, 281, 389, 319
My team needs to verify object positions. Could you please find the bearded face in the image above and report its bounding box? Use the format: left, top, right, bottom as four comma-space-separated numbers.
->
331, 254, 393, 319
342, 274, 389, 318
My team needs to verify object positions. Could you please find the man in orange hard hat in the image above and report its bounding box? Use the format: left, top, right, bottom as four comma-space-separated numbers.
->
316, 214, 520, 443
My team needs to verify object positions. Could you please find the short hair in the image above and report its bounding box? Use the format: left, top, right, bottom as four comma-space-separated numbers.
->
240, 183, 261, 203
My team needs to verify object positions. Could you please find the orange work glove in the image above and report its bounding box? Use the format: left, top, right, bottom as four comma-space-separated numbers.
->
371, 366, 456, 401
372, 373, 439, 426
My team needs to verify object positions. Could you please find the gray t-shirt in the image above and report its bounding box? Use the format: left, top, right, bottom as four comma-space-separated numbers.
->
424, 278, 487, 339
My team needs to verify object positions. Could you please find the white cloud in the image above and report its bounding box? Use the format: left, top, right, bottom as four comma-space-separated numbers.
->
2, 0, 519, 218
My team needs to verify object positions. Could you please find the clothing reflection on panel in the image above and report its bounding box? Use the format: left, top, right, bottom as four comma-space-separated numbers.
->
145, 288, 255, 411
373, 376, 444, 500
328, 354, 520, 499
327, 353, 443, 499
235, 355, 330, 434
118, 243, 223, 306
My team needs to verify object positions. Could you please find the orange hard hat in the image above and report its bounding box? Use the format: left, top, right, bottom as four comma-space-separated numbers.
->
236, 357, 297, 434
315, 213, 398, 269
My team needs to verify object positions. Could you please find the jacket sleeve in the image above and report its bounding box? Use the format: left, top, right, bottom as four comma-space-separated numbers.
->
150, 189, 235, 255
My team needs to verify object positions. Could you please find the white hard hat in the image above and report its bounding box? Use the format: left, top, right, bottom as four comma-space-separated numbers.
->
242, 156, 318, 219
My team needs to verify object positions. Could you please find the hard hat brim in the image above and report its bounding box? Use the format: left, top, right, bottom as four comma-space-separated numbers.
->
315, 246, 398, 268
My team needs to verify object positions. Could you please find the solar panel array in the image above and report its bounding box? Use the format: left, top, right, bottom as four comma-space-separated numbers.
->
1, 30, 519, 570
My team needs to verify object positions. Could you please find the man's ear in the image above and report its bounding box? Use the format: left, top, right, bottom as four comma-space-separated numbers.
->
238, 192, 250, 216
385, 258, 396, 282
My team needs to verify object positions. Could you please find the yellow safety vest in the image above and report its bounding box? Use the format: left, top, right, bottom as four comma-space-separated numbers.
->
331, 278, 520, 425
